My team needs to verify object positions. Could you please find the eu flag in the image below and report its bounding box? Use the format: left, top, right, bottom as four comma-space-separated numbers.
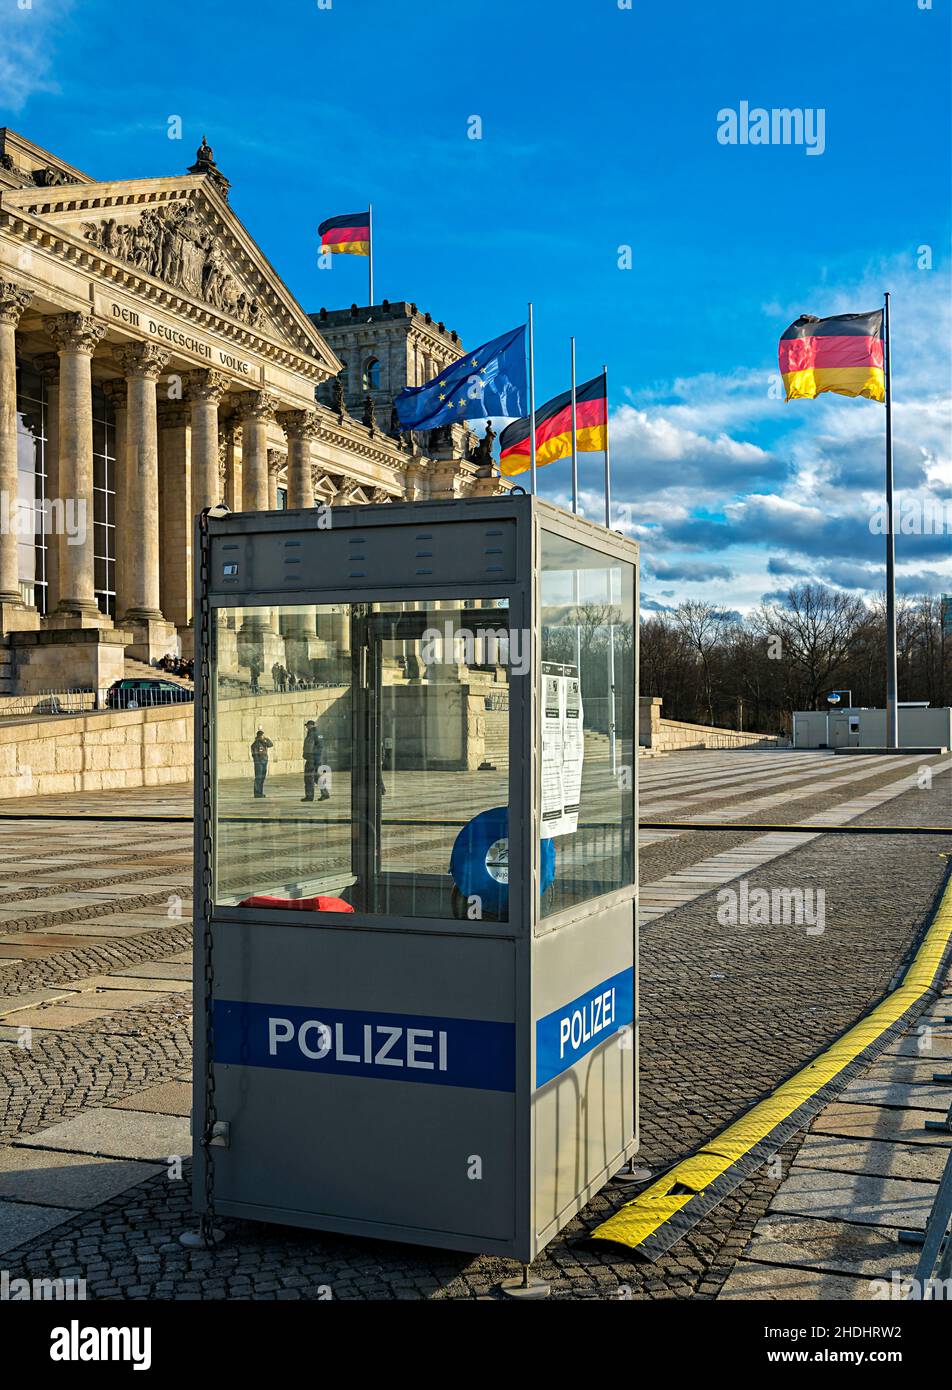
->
394, 324, 527, 430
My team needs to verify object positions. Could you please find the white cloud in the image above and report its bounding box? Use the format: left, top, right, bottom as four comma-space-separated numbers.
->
608, 257, 951, 610
0, 1, 73, 113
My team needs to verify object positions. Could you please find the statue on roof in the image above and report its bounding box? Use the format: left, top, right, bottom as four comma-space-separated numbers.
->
188, 135, 231, 200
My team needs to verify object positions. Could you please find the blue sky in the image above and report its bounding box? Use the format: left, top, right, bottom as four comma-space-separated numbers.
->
2, 0, 949, 612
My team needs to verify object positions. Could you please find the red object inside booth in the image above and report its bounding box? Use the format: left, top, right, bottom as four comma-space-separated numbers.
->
238, 894, 354, 913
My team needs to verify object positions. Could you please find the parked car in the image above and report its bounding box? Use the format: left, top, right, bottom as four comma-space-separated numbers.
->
104, 678, 195, 710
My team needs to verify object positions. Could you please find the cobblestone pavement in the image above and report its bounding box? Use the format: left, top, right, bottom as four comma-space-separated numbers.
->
0, 750, 949, 1299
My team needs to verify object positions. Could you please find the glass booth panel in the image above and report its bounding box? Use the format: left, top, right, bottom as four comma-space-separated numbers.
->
213, 599, 512, 922
539, 531, 636, 919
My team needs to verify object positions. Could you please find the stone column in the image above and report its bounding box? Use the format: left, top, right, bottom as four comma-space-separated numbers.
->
219, 418, 242, 511
236, 390, 277, 511
157, 401, 191, 631
113, 342, 170, 625
188, 369, 228, 514
45, 312, 107, 621
278, 409, 320, 509
276, 411, 322, 672
35, 354, 61, 614
101, 378, 128, 621
267, 449, 284, 511
234, 392, 280, 673
0, 281, 33, 608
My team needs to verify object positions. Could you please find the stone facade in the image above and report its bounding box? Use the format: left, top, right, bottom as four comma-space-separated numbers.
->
0, 129, 503, 693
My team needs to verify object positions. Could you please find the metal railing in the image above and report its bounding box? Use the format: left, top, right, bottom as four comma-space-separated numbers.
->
0, 687, 99, 717
0, 684, 194, 718
899, 999, 952, 1298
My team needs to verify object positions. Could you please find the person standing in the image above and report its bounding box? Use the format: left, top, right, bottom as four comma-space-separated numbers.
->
301, 720, 328, 802
250, 728, 273, 799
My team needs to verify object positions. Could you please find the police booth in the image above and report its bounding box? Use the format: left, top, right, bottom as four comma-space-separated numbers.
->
192, 494, 639, 1263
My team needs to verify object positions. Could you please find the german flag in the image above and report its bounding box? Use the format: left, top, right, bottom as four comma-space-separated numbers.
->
499, 373, 607, 476
780, 310, 885, 403
318, 211, 370, 257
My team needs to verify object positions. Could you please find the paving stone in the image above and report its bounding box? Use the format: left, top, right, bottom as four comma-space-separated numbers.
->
793, 1133, 949, 1182
811, 1102, 952, 1146
5, 1006, 122, 1029
838, 1078, 951, 1112
0, 753, 947, 1302
862, 1056, 952, 1085
0, 934, 119, 948
0, 944, 61, 958
717, 1259, 879, 1300
55, 990, 165, 1010
0, 989, 77, 1016
0, 1200, 79, 1255
739, 1213, 920, 1280
882, 1031, 952, 1060
769, 1169, 937, 1230
0, 1147, 162, 1209
119, 963, 192, 981
91, 913, 192, 930
58, 975, 190, 994
14, 1108, 189, 1162
31, 923, 160, 938
110, 1082, 191, 1117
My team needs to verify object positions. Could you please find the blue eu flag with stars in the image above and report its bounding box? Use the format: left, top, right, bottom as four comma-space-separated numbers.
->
394, 324, 527, 431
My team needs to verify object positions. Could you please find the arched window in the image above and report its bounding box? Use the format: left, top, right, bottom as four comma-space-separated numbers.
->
362, 357, 381, 391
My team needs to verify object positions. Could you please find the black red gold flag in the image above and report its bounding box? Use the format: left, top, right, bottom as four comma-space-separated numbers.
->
779, 310, 885, 403
499, 373, 607, 476
318, 211, 371, 257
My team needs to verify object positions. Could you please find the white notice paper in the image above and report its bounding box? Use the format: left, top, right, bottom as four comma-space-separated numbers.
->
541, 661, 584, 838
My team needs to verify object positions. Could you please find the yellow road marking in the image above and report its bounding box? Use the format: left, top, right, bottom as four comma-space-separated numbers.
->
593, 869, 952, 1252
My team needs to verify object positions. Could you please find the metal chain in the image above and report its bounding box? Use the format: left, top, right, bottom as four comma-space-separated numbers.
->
197, 507, 218, 1246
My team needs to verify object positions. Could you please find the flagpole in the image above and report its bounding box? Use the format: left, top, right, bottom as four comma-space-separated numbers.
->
603, 361, 617, 774
368, 202, 374, 305
570, 337, 578, 514
603, 362, 612, 528
570, 337, 581, 672
528, 302, 537, 493
884, 291, 898, 749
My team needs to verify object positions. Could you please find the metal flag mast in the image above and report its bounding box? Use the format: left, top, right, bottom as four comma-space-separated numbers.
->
604, 361, 617, 775
528, 302, 537, 493
603, 361, 612, 529
570, 337, 579, 514
883, 291, 898, 750
368, 203, 374, 305
570, 337, 581, 672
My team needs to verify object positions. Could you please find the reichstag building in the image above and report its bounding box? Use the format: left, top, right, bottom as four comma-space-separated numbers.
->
0, 129, 498, 693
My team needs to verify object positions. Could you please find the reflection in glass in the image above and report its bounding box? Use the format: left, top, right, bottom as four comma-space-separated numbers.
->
213, 600, 511, 922
539, 531, 636, 918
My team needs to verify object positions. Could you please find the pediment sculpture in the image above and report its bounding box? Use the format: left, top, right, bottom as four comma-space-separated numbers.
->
81, 202, 265, 328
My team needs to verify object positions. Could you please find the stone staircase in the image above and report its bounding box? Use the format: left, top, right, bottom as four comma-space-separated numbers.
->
482, 707, 508, 769
123, 657, 193, 689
